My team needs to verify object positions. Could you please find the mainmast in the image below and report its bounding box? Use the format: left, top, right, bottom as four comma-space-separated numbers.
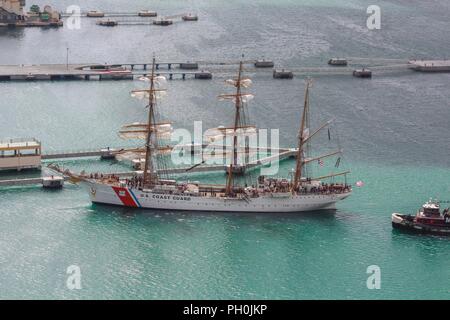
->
292, 80, 312, 192
217, 60, 254, 196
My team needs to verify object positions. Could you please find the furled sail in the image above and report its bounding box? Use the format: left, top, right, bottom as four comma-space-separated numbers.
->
130, 89, 167, 101
115, 150, 145, 162
225, 77, 252, 88
115, 145, 173, 161
118, 122, 173, 140
138, 75, 167, 87
204, 125, 257, 143
218, 93, 255, 104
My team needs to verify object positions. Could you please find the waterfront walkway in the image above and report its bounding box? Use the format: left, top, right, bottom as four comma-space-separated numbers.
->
1, 59, 448, 82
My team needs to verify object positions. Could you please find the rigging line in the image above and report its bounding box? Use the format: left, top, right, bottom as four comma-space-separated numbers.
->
333, 121, 344, 167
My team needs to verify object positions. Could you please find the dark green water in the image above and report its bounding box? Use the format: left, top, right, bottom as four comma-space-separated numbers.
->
0, 0, 449, 299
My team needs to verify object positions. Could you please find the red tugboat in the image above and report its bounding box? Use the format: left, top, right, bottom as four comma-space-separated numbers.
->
392, 199, 450, 236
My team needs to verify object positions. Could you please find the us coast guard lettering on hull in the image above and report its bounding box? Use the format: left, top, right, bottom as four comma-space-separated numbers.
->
152, 194, 191, 201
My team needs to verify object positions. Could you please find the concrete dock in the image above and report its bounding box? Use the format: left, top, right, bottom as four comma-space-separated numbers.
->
1, 58, 448, 83
408, 60, 450, 72
0, 60, 281, 82
0, 176, 67, 187
42, 147, 124, 160
0, 63, 212, 81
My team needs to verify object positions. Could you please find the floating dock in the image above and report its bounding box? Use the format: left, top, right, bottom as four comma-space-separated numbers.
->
353, 69, 372, 78
273, 69, 294, 79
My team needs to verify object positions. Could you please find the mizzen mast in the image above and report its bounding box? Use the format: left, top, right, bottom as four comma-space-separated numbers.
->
292, 79, 346, 192
292, 79, 312, 192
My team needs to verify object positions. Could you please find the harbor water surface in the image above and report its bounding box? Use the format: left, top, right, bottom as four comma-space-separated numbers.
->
0, 0, 449, 299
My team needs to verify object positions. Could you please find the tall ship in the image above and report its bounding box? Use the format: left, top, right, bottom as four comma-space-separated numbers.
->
51, 59, 351, 212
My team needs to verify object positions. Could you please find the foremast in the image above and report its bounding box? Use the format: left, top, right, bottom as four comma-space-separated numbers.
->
129, 58, 167, 188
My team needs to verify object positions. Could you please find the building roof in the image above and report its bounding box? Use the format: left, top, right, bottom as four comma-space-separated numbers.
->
0, 138, 41, 151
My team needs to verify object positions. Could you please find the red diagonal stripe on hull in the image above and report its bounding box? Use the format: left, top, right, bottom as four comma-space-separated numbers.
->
112, 186, 137, 207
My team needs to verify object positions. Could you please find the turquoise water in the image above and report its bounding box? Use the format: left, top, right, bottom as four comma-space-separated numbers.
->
0, 0, 449, 299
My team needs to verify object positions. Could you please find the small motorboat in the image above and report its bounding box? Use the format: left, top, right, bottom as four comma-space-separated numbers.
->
138, 10, 157, 17
353, 68, 372, 78
392, 199, 450, 236
97, 67, 133, 80
328, 58, 348, 66
254, 60, 275, 68
43, 176, 64, 189
97, 19, 118, 27
182, 14, 198, 21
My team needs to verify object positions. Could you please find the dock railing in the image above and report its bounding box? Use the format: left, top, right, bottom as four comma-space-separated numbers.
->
0, 137, 41, 145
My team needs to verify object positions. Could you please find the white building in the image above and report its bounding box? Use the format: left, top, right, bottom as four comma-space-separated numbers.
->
0, 138, 42, 171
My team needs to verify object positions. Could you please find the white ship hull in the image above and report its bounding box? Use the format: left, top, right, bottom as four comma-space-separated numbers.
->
84, 181, 351, 213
